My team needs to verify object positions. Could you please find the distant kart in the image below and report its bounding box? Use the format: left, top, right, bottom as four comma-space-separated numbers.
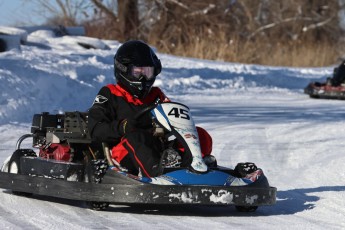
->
304, 81, 345, 99
305, 61, 345, 100
0, 101, 276, 212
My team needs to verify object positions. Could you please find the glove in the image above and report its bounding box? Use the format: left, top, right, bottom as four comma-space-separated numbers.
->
119, 119, 138, 136
118, 114, 153, 136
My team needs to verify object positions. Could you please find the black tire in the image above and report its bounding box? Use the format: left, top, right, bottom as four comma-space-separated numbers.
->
84, 159, 110, 211
0, 38, 7, 52
235, 206, 258, 212
309, 95, 320, 99
8, 149, 36, 196
85, 201, 110, 211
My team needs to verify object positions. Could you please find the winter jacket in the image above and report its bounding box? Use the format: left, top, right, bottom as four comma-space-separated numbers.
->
88, 83, 169, 145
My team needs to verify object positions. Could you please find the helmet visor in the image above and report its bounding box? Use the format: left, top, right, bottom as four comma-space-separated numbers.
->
131, 66, 155, 80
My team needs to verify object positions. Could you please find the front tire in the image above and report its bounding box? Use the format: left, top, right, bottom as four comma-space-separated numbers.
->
85, 201, 110, 211
235, 206, 258, 212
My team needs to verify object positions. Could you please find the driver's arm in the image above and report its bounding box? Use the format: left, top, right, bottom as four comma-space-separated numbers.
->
88, 87, 123, 142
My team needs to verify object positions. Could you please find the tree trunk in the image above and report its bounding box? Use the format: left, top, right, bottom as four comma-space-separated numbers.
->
118, 0, 139, 41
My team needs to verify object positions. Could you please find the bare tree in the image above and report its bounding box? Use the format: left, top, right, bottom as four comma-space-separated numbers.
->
29, 0, 92, 26
28, 0, 345, 66
117, 0, 139, 40
89, 0, 139, 41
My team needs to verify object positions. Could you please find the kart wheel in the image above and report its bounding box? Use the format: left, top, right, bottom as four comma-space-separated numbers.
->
85, 201, 110, 211
235, 206, 258, 212
8, 149, 36, 196
84, 159, 110, 210
134, 103, 158, 120
8, 160, 19, 174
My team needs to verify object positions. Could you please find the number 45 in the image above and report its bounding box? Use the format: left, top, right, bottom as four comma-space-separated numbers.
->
168, 108, 190, 120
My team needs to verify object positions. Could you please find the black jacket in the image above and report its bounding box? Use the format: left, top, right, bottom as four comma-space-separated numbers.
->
88, 84, 168, 144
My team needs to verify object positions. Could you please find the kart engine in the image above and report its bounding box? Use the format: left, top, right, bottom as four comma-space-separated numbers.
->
31, 111, 91, 161
39, 143, 72, 161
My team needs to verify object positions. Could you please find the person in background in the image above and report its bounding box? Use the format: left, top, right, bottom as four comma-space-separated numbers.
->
330, 60, 345, 86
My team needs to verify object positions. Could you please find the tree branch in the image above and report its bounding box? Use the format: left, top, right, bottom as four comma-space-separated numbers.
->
90, 0, 118, 22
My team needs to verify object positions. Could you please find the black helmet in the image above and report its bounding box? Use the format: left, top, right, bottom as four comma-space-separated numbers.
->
114, 40, 162, 99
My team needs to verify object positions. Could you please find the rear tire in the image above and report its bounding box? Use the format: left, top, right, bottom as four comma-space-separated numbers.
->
8, 149, 36, 196
235, 206, 258, 212
84, 159, 110, 210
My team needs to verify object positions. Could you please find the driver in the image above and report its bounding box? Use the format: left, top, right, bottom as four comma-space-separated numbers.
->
88, 40, 213, 177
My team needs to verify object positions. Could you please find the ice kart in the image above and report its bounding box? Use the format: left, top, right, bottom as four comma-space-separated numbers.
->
304, 80, 345, 99
0, 102, 276, 212
304, 61, 345, 99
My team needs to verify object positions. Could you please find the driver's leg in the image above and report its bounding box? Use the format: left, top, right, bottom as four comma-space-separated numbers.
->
112, 130, 163, 177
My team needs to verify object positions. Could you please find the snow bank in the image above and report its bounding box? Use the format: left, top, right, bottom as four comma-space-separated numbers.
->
0, 27, 334, 125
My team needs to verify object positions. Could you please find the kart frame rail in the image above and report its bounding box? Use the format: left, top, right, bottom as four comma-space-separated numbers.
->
0, 171, 276, 206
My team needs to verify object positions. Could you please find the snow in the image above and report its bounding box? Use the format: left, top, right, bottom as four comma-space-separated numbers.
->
1, 27, 345, 229
0, 26, 28, 42
209, 190, 234, 204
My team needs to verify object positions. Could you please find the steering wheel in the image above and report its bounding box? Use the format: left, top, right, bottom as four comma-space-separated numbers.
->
133, 102, 159, 120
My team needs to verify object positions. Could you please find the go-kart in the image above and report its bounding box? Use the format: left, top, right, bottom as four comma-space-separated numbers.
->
0, 101, 276, 212
304, 80, 345, 99
304, 62, 345, 99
